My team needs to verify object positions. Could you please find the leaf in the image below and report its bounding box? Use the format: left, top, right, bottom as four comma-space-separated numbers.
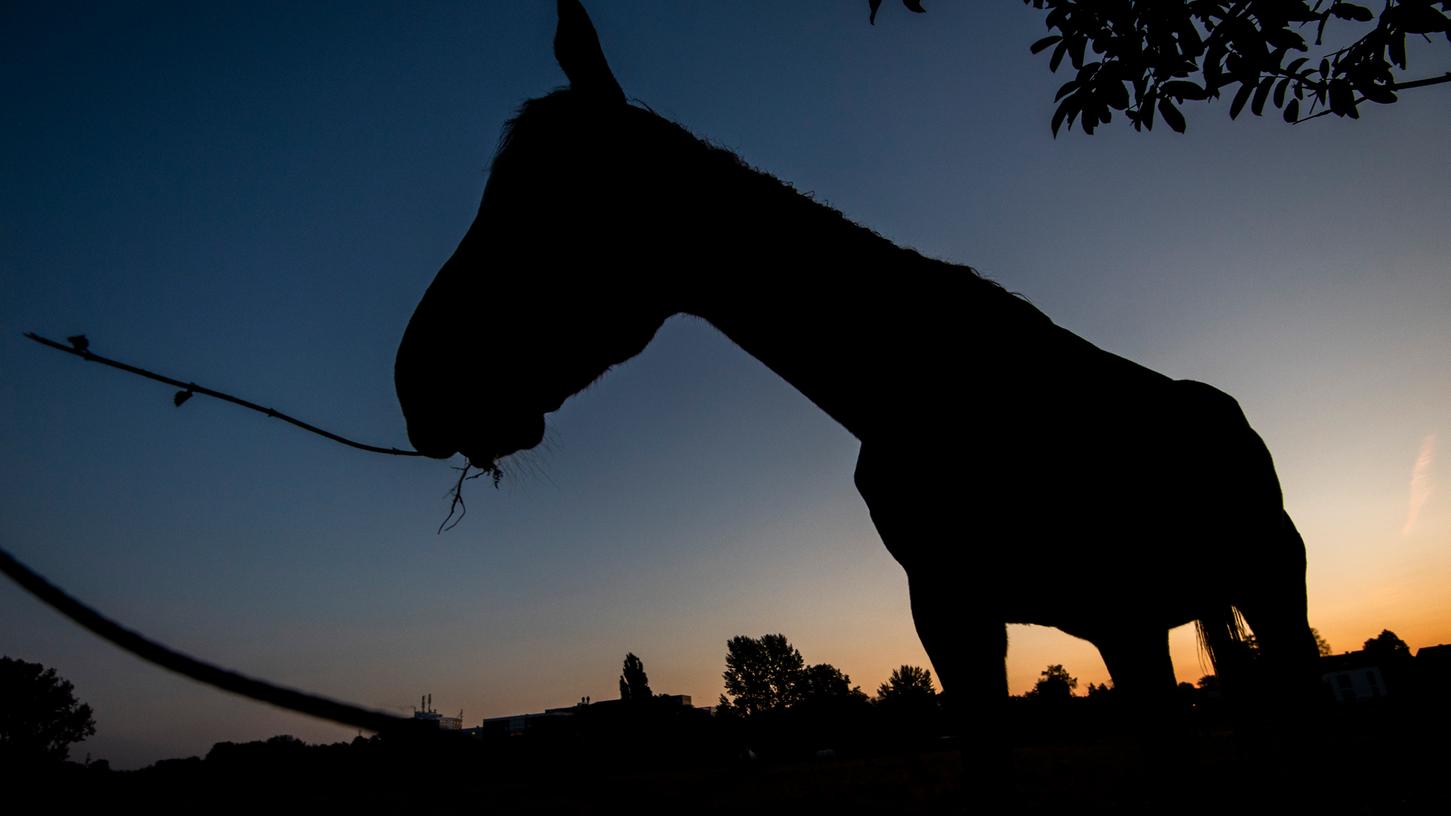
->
1203, 42, 1226, 89
1050, 40, 1069, 72
1331, 3, 1374, 23
1283, 98, 1301, 122
869, 0, 882, 24
1158, 98, 1186, 133
173, 390, 193, 407
902, 0, 926, 14
1162, 80, 1208, 101
1051, 96, 1079, 138
1266, 28, 1308, 52
1399, 5, 1451, 35
1329, 80, 1358, 117
1251, 75, 1274, 116
1361, 83, 1397, 104
1389, 34, 1406, 69
1106, 80, 1130, 110
1030, 34, 1063, 55
1229, 81, 1254, 119
1273, 77, 1290, 109
1068, 35, 1087, 70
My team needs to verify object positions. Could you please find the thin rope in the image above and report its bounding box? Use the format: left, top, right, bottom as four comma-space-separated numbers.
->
24, 332, 424, 457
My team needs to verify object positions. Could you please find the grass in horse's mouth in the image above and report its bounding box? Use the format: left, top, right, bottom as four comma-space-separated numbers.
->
438, 458, 505, 533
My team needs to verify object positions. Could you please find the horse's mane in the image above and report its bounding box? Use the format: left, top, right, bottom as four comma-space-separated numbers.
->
493, 90, 1017, 301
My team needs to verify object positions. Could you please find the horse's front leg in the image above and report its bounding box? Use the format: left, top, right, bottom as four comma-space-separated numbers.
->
904, 568, 1010, 773
855, 445, 1011, 790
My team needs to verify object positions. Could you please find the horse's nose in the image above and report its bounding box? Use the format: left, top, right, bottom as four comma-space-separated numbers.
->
461, 414, 546, 464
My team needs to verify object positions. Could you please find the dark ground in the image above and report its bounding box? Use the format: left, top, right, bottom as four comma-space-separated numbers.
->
15, 701, 1446, 814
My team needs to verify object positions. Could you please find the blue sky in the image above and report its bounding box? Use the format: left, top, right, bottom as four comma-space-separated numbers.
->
3, 2, 1448, 768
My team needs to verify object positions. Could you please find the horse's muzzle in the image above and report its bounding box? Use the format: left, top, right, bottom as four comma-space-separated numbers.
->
460, 413, 546, 465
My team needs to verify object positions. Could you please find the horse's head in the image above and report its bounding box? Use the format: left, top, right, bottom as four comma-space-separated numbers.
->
396, 1, 682, 465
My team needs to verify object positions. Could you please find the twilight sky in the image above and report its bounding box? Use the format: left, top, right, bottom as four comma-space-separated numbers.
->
2, 2, 1447, 769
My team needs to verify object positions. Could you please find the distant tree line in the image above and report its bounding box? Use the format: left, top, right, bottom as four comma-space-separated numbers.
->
6, 623, 1446, 800
708, 634, 945, 757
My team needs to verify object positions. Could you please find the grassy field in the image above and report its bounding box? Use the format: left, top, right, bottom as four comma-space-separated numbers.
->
25, 704, 1446, 814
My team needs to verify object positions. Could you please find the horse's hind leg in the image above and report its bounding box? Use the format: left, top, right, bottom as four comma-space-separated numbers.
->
1228, 511, 1326, 803
1234, 512, 1320, 700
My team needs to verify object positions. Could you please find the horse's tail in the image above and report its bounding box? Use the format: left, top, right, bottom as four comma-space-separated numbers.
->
1196, 605, 1253, 691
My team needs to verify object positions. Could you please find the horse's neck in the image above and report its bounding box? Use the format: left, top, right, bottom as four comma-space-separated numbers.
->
675, 188, 996, 441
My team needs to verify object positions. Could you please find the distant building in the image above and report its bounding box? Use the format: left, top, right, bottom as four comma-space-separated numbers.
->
481, 707, 578, 738
1321, 651, 1389, 703
481, 693, 700, 737
412, 693, 463, 730
1415, 643, 1451, 694
589, 694, 694, 710
1415, 643, 1451, 669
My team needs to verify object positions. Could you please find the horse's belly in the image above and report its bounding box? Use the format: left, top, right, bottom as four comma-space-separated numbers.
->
985, 519, 1212, 631
858, 375, 1280, 631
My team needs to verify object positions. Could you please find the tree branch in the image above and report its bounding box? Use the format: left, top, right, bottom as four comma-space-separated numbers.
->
1290, 72, 1450, 123
1390, 71, 1451, 91
24, 332, 424, 458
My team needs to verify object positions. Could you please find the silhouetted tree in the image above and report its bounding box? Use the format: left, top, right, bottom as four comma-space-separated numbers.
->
0, 656, 96, 765
873, 665, 940, 742
869, 0, 1451, 133
875, 665, 937, 704
619, 652, 653, 702
1363, 629, 1411, 660
1362, 629, 1415, 694
719, 634, 805, 717
1025, 664, 1078, 701
798, 663, 868, 705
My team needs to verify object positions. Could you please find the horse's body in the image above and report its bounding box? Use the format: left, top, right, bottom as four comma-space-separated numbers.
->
396, 0, 1320, 757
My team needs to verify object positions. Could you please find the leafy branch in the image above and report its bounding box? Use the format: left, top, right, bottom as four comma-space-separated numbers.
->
1022, 0, 1451, 134
866, 1, 1450, 134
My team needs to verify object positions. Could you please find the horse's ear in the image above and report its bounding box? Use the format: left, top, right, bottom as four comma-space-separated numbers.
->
554, 0, 626, 105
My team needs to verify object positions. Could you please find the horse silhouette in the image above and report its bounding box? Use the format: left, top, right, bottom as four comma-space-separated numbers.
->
396, 0, 1321, 764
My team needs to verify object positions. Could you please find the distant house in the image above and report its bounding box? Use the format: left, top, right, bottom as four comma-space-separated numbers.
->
481, 705, 582, 738
1415, 643, 1451, 668
1415, 643, 1451, 693
481, 694, 700, 737
1320, 651, 1389, 703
